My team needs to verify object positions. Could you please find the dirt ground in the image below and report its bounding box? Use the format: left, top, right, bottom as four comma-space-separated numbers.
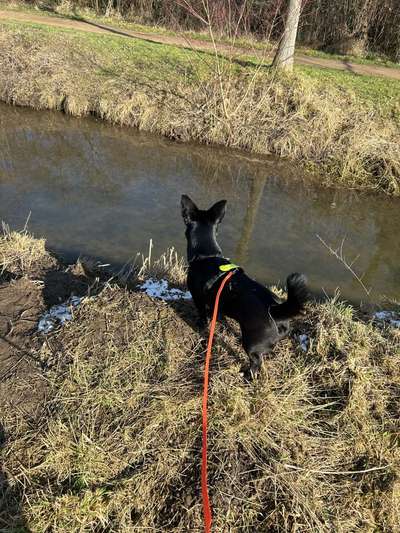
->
0, 251, 88, 422
1, 9, 400, 81
0, 277, 46, 419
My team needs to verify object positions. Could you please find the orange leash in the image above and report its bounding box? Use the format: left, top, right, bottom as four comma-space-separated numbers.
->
202, 270, 234, 533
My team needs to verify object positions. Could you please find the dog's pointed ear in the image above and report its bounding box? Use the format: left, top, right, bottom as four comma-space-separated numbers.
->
207, 199, 227, 224
181, 195, 198, 225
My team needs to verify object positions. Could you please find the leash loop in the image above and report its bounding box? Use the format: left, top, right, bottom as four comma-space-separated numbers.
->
202, 270, 234, 533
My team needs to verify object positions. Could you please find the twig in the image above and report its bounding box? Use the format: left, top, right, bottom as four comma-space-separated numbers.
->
0, 351, 26, 382
283, 463, 389, 475
23, 211, 32, 232
316, 234, 371, 296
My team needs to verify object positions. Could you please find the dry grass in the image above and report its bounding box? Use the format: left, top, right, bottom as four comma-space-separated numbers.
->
0, 224, 56, 277
1, 236, 399, 531
136, 244, 187, 286
0, 24, 399, 195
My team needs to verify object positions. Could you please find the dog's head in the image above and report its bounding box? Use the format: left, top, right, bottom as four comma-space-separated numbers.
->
181, 195, 227, 262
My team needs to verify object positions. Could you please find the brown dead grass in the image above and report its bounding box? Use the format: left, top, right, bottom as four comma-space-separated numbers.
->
1, 233, 399, 532
0, 225, 56, 278
0, 25, 399, 195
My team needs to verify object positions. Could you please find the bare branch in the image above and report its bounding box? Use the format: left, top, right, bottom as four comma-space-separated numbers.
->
316, 234, 371, 296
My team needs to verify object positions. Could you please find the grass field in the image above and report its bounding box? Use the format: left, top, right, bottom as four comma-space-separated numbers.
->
3, 17, 397, 111
1, 230, 399, 531
2, 1, 400, 70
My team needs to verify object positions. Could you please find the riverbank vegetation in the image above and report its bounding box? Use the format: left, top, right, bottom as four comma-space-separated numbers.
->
1, 230, 399, 531
0, 18, 399, 195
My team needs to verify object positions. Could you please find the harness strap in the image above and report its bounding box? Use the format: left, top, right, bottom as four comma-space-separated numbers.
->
204, 263, 240, 292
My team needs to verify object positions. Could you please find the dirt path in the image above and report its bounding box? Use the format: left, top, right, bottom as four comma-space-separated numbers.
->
1, 9, 400, 80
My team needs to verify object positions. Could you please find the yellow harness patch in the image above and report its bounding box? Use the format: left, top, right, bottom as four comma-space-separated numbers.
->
219, 263, 239, 272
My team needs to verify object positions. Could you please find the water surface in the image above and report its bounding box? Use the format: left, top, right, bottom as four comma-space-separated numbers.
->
1, 103, 399, 304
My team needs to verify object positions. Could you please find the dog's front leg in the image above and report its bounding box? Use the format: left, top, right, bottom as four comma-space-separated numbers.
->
191, 292, 208, 327
246, 351, 262, 380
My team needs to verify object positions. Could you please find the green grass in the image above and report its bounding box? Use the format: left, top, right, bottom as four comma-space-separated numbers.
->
0, 19, 223, 83
1, 16, 399, 118
297, 65, 400, 118
1, 1, 400, 70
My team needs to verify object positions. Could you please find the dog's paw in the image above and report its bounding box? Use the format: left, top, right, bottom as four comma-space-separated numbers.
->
241, 366, 257, 382
197, 316, 209, 329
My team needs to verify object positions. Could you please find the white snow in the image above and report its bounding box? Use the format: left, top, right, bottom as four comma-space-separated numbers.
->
373, 310, 400, 328
37, 278, 191, 334
38, 296, 83, 334
139, 278, 192, 301
299, 334, 309, 352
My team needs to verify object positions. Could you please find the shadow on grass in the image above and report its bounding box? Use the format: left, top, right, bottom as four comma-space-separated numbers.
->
37, 3, 273, 71
0, 422, 30, 532
166, 297, 247, 376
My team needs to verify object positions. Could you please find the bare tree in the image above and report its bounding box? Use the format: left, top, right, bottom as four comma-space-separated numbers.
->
272, 0, 302, 71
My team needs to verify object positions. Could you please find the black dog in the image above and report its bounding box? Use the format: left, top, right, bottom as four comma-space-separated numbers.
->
181, 194, 309, 377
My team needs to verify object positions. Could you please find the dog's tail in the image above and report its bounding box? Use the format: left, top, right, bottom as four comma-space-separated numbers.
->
269, 273, 309, 321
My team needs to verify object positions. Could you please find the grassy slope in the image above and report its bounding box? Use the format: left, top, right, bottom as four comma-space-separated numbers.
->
5, 17, 400, 109
0, 18, 399, 195
1, 232, 399, 531
2, 2, 400, 69
3, 17, 398, 112
297, 65, 400, 115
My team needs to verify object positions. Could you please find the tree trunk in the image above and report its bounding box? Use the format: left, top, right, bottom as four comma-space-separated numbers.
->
272, 0, 302, 71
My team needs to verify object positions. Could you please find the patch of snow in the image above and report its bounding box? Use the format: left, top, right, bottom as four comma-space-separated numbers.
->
38, 296, 83, 334
299, 334, 309, 352
139, 278, 192, 301
373, 310, 400, 328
